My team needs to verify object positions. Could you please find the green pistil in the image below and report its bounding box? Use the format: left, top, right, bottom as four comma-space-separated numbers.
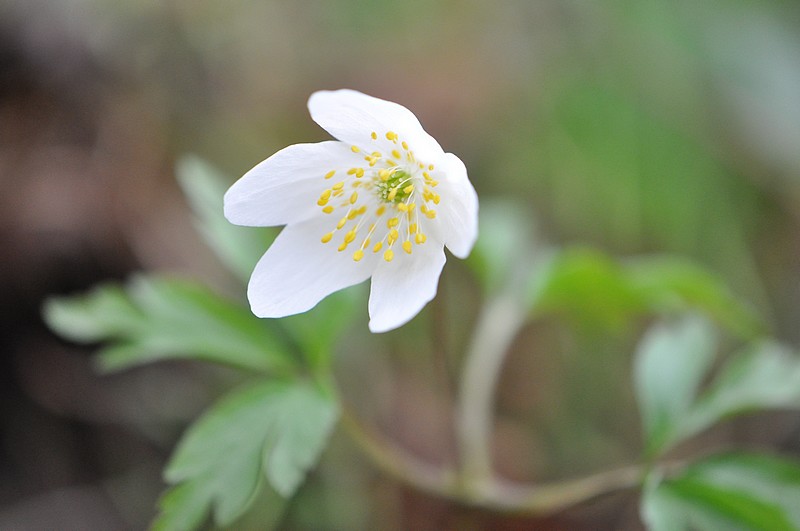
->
377, 170, 413, 204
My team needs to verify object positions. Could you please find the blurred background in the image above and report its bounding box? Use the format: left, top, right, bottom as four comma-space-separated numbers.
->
2, 0, 800, 529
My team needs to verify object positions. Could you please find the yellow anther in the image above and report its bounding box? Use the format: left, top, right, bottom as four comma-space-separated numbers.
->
423, 171, 431, 180
321, 232, 333, 243
325, 170, 336, 179
384, 249, 394, 262
371, 131, 377, 140
389, 229, 400, 241
392, 149, 402, 159
333, 189, 344, 197
344, 230, 357, 244
338, 242, 348, 252
415, 233, 427, 244
403, 184, 414, 194
353, 250, 364, 262
355, 168, 365, 178
403, 240, 413, 254
407, 203, 416, 212
347, 168, 357, 175
376, 205, 386, 216
373, 241, 383, 252
430, 180, 439, 187
333, 182, 344, 190
317, 197, 329, 206
351, 145, 360, 153
426, 209, 437, 219
387, 217, 399, 228
378, 169, 391, 181
397, 203, 408, 212
322, 205, 334, 214
386, 131, 398, 141
363, 237, 371, 248
386, 160, 398, 167
320, 189, 332, 200
401, 141, 409, 150
349, 192, 358, 204
420, 204, 428, 213
337, 217, 347, 229
428, 164, 434, 170
387, 188, 398, 201
433, 193, 440, 204
358, 205, 368, 214
409, 223, 418, 234
347, 210, 358, 220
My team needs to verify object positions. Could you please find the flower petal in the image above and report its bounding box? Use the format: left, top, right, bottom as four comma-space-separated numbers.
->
436, 152, 479, 258
224, 141, 358, 227
248, 215, 377, 317
367, 243, 446, 333
308, 89, 444, 162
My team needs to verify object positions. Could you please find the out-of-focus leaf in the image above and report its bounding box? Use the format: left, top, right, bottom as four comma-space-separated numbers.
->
627, 257, 763, 339
157, 380, 338, 529
642, 453, 800, 531
682, 342, 800, 442
44, 276, 293, 374
529, 249, 763, 337
633, 315, 717, 457
177, 155, 275, 283
532, 249, 646, 329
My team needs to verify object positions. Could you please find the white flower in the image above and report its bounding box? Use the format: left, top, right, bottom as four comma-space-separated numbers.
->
224, 89, 478, 333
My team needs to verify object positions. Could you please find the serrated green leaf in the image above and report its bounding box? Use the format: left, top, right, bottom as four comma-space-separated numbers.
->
44, 276, 293, 374
682, 342, 800, 442
176, 155, 275, 282
43, 284, 144, 342
159, 380, 338, 528
633, 315, 717, 457
642, 453, 800, 531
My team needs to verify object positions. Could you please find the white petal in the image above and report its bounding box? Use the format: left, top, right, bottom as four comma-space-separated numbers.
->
224, 141, 358, 227
308, 89, 444, 162
248, 215, 377, 317
367, 243, 446, 333
436, 152, 479, 258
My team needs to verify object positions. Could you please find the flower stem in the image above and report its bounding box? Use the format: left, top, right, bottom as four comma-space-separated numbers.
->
455, 294, 528, 491
340, 404, 648, 513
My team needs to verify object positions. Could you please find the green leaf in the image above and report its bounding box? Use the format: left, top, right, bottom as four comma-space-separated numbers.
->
633, 315, 717, 457
158, 380, 339, 528
627, 257, 763, 339
176, 155, 275, 282
642, 453, 800, 531
44, 276, 293, 374
682, 342, 800, 441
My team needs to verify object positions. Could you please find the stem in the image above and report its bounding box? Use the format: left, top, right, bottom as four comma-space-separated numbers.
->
455, 291, 528, 492
341, 404, 649, 513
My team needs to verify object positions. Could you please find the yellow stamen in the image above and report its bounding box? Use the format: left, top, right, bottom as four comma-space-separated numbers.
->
387, 217, 399, 228
376, 205, 386, 216
403, 184, 414, 194
387, 188, 398, 201
402, 241, 413, 254
332, 182, 344, 191
409, 223, 418, 233
426, 209, 437, 219
324, 170, 336, 179
373, 241, 383, 253
337, 217, 347, 230
349, 192, 358, 204
397, 203, 408, 212
389, 229, 399, 241
351, 145, 360, 153
353, 250, 364, 262
392, 149, 402, 159
371, 131, 377, 140
401, 141, 409, 150
355, 168, 365, 178
338, 242, 348, 252
322, 205, 334, 214
386, 131, 398, 141
415, 233, 427, 244
321, 232, 333, 243
384, 249, 394, 262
